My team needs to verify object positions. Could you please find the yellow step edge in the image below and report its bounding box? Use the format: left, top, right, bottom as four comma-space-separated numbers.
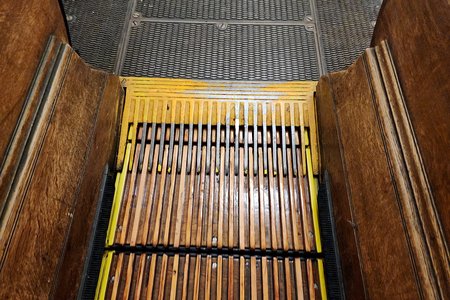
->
306, 130, 327, 299
116, 77, 319, 172
95, 250, 114, 300
106, 142, 131, 246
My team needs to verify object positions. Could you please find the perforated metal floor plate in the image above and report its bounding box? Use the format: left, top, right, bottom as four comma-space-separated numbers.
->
135, 0, 311, 20
316, 0, 382, 72
62, 0, 382, 76
62, 0, 129, 72
121, 22, 320, 80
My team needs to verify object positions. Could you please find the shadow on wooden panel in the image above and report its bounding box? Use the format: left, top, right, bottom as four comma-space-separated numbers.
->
0, 38, 122, 299
317, 40, 449, 300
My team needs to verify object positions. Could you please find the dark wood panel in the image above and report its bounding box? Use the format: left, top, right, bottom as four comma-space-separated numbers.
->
52, 75, 123, 299
366, 45, 449, 297
315, 74, 365, 299
317, 57, 420, 299
0, 49, 121, 299
0, 37, 63, 223
0, 0, 68, 163
0, 44, 74, 262
317, 1, 450, 298
372, 0, 450, 241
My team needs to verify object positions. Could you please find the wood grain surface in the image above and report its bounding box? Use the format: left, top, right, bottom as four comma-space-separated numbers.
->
316, 9, 450, 296
0, 47, 122, 299
0, 0, 68, 164
372, 0, 450, 243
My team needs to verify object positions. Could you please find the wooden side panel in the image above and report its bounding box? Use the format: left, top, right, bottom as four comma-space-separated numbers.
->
372, 0, 450, 240
315, 75, 365, 299
53, 75, 122, 299
0, 50, 121, 299
317, 1, 449, 297
0, 0, 68, 163
316, 59, 420, 299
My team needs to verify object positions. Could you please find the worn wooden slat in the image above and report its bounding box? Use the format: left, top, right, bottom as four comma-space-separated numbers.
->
193, 255, 201, 299
273, 258, 280, 300
217, 255, 223, 300
195, 147, 206, 247
162, 146, 179, 246
284, 258, 292, 300
261, 257, 269, 300
134, 255, 146, 299
141, 145, 160, 244
239, 257, 245, 300
205, 255, 212, 300
228, 146, 235, 248
250, 256, 257, 300
258, 148, 267, 251
206, 147, 216, 248
294, 258, 305, 300
146, 254, 158, 299
181, 254, 190, 300
267, 148, 278, 250
248, 148, 256, 250
119, 145, 140, 245
110, 253, 124, 300
157, 254, 168, 300
218, 147, 225, 248
130, 145, 150, 245
228, 257, 234, 300
169, 254, 179, 300
173, 146, 188, 248
151, 146, 169, 245
184, 145, 197, 247
122, 253, 135, 300
238, 148, 246, 250
287, 148, 302, 251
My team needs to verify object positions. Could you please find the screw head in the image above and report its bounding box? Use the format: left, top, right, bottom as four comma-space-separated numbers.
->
216, 22, 228, 31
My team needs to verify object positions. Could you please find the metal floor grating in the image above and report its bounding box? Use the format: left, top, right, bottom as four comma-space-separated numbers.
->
61, 0, 381, 77
62, 0, 129, 72
121, 22, 320, 80
316, 0, 382, 72
135, 0, 311, 20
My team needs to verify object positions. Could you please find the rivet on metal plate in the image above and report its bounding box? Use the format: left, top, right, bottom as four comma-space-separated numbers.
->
216, 22, 228, 31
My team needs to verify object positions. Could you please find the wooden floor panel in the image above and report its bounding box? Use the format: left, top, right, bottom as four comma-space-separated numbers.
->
104, 252, 321, 300
111, 125, 315, 253
100, 93, 324, 299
